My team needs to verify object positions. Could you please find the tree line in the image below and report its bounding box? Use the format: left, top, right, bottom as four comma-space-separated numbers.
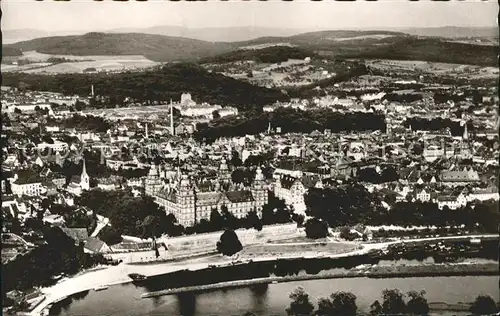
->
195, 107, 386, 143
284, 286, 498, 316
303, 185, 499, 239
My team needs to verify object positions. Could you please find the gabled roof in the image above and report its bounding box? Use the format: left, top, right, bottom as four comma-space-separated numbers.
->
225, 190, 255, 203
84, 237, 107, 253
61, 227, 89, 244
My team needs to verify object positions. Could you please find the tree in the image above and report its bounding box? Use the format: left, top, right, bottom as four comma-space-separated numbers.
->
230, 150, 243, 167
316, 291, 357, 316
98, 225, 123, 246
470, 295, 498, 315
74, 100, 85, 111
406, 290, 429, 315
209, 209, 225, 231
14, 108, 21, 114
245, 209, 263, 231
369, 300, 382, 316
305, 218, 328, 239
381, 289, 407, 315
286, 287, 314, 316
212, 110, 221, 119
216, 229, 242, 256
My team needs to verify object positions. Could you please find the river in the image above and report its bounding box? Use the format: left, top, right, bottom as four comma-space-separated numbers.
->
50, 275, 499, 316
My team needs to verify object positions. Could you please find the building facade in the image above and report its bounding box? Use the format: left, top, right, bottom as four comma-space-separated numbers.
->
145, 160, 268, 227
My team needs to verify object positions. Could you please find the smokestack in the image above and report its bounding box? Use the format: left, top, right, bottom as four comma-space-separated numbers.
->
170, 99, 174, 136
91, 85, 94, 98
145, 122, 148, 139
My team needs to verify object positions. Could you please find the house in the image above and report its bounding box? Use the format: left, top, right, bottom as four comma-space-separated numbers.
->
60, 227, 89, 246
440, 169, 480, 187
66, 159, 90, 196
84, 237, 111, 254
437, 193, 468, 210
416, 189, 431, 202
274, 174, 319, 211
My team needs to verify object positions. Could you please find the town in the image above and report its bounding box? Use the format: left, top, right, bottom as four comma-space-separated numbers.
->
1, 2, 499, 315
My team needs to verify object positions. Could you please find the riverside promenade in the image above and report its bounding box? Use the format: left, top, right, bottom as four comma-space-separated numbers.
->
29, 233, 497, 316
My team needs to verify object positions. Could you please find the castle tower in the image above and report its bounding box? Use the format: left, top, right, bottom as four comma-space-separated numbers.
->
219, 158, 231, 183
145, 165, 162, 196
252, 167, 268, 214
385, 117, 392, 135
177, 174, 196, 225
80, 159, 90, 191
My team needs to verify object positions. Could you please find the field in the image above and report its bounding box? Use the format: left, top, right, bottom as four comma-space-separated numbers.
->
2, 51, 159, 73
366, 59, 499, 79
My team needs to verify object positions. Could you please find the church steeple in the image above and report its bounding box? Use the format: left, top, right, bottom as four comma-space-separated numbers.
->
80, 158, 90, 190
463, 121, 468, 141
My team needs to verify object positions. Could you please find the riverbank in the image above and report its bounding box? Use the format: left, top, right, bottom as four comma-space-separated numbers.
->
140, 262, 499, 297
28, 233, 497, 316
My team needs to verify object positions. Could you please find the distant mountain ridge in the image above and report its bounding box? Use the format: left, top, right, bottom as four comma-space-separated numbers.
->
4, 25, 497, 44
3, 28, 498, 66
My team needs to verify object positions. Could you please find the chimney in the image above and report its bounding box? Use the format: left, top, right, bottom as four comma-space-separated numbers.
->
170, 99, 175, 136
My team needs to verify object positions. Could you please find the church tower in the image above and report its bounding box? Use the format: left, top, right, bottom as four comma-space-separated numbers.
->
80, 159, 90, 191
460, 121, 472, 159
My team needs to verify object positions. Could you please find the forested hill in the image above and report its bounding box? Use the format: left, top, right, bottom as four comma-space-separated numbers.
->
2, 63, 289, 112
201, 46, 316, 64
5, 32, 234, 62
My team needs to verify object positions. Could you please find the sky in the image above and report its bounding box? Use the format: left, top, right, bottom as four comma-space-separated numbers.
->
2, 0, 497, 32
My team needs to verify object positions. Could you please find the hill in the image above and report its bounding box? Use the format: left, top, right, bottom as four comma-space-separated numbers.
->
5, 32, 234, 62
4, 29, 497, 66
2, 63, 289, 112
2, 46, 23, 57
236, 30, 498, 66
396, 26, 499, 39
201, 46, 315, 64
109, 26, 306, 42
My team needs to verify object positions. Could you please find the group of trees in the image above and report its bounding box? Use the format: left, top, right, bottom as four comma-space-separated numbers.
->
202, 46, 315, 64
243, 291, 497, 316
61, 114, 111, 133
304, 186, 499, 235
304, 184, 380, 228
286, 287, 497, 316
357, 166, 399, 184
2, 221, 103, 295
76, 189, 294, 243
403, 117, 473, 137
195, 108, 386, 143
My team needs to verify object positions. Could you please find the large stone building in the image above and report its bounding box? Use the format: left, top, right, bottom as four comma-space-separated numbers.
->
145, 159, 268, 227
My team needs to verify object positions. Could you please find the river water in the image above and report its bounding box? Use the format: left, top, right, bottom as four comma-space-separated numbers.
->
50, 275, 499, 316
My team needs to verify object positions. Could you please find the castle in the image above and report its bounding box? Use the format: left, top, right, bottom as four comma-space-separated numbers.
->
145, 159, 268, 227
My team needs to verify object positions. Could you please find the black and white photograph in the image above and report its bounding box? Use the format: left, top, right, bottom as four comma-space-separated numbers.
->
1, 0, 499, 315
